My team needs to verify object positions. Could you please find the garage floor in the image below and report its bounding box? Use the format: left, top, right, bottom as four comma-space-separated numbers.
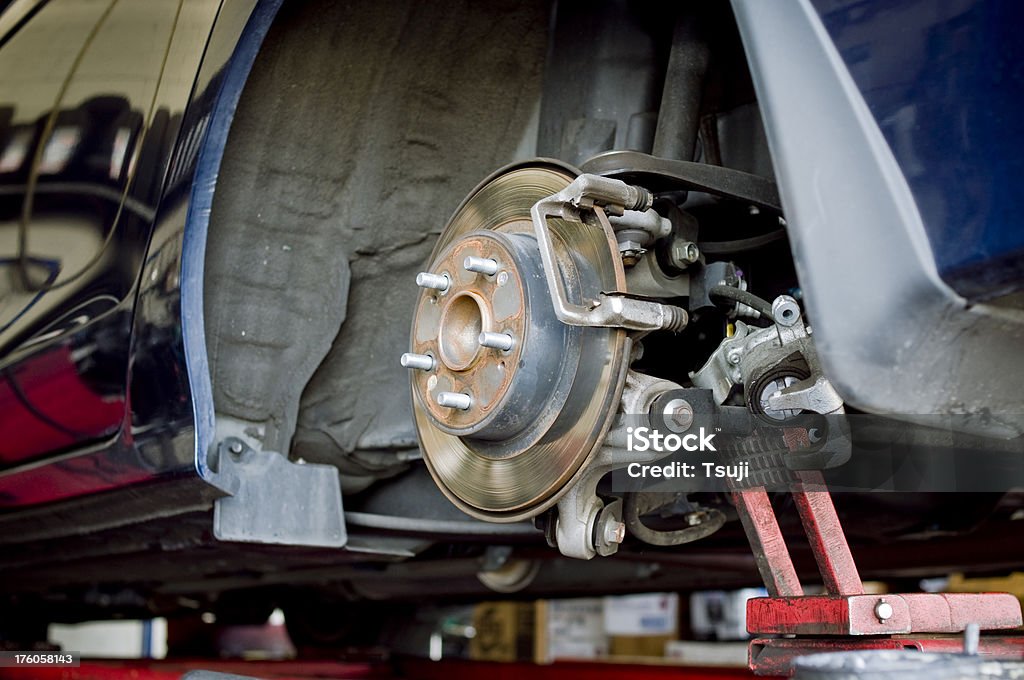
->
0, 658, 764, 680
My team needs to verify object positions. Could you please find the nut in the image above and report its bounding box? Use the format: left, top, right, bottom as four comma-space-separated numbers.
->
663, 398, 694, 433
669, 240, 700, 268
618, 240, 645, 267
772, 295, 801, 327
604, 520, 626, 545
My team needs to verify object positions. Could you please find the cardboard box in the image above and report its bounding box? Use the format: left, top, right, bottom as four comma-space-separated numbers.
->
608, 634, 674, 658
469, 601, 534, 662
665, 640, 748, 667
535, 597, 607, 663
604, 593, 679, 658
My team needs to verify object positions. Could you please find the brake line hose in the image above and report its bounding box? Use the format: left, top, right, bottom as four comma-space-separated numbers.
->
709, 284, 775, 321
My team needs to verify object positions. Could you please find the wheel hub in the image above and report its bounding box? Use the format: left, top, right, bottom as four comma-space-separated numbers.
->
404, 162, 628, 521
410, 230, 569, 442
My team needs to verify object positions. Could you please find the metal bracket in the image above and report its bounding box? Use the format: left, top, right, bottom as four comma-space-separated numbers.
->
212, 438, 346, 547
531, 174, 688, 333
767, 375, 844, 415
554, 371, 683, 559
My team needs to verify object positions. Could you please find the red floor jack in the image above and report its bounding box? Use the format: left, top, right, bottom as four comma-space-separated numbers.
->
732, 470, 1024, 676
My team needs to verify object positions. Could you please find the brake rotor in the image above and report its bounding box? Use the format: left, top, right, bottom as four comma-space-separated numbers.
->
407, 161, 628, 522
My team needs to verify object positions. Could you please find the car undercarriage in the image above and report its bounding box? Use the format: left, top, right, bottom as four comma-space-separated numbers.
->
2, 1, 1024, 665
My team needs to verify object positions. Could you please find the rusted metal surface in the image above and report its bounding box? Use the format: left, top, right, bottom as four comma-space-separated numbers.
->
731, 488, 803, 597
750, 639, 907, 677
411, 233, 528, 433
412, 164, 630, 522
748, 594, 912, 636
790, 471, 863, 596
748, 592, 1021, 637
900, 593, 1024, 632
738, 461, 1023, 675
900, 636, 1024, 656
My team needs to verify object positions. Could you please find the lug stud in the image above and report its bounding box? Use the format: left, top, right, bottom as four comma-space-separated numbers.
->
416, 272, 449, 292
478, 331, 514, 351
437, 392, 473, 410
400, 353, 435, 371
463, 256, 498, 276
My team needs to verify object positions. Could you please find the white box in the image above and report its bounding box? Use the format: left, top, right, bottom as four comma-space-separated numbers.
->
690, 587, 766, 640
603, 593, 678, 636
537, 597, 607, 662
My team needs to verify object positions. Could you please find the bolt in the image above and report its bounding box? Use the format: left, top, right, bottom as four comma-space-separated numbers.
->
618, 239, 645, 267
663, 398, 694, 433
604, 521, 626, 545
727, 350, 742, 365
772, 295, 801, 327
437, 392, 473, 410
669, 240, 700, 268
496, 271, 509, 286
464, 256, 498, 276
416, 272, 449, 292
400, 353, 434, 371
478, 331, 514, 351
228, 440, 244, 455
874, 599, 894, 622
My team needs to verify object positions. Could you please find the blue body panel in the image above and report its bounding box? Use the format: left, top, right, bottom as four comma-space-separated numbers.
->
812, 0, 1024, 300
